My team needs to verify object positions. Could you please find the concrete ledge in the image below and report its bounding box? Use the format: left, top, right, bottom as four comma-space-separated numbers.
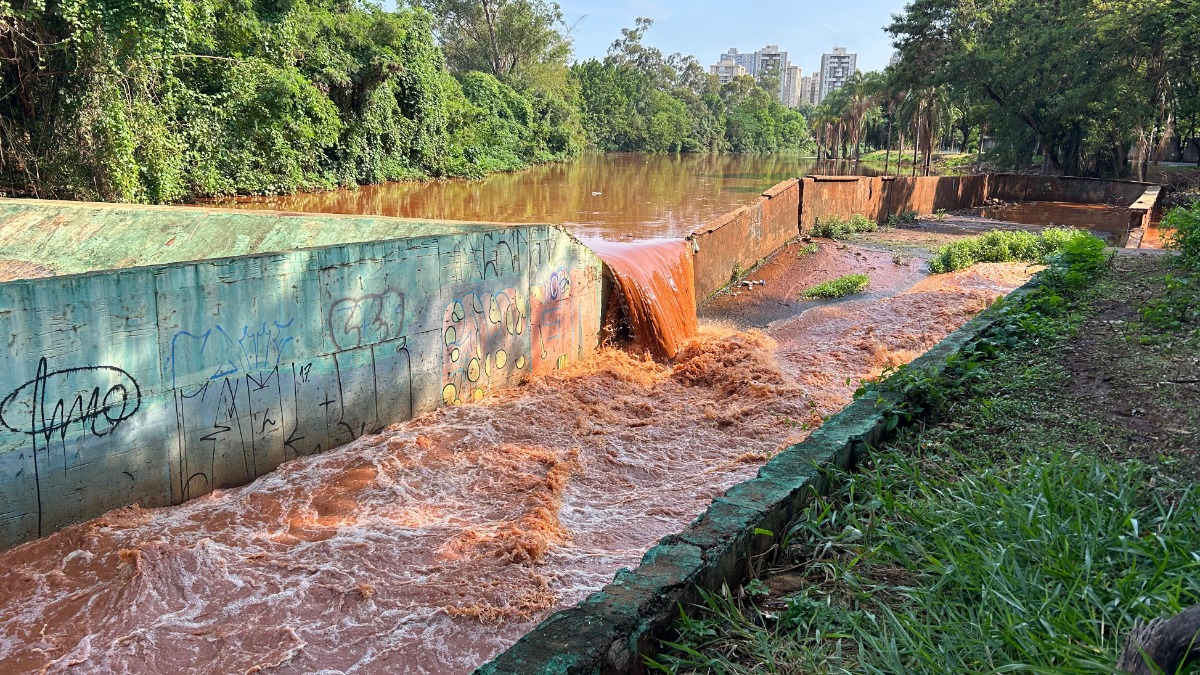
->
476, 278, 1042, 675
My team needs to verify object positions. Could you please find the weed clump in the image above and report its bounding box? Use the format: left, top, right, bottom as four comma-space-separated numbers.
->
810, 214, 878, 239
796, 242, 819, 257
1162, 200, 1200, 269
800, 274, 869, 299
886, 210, 920, 228
928, 227, 1095, 273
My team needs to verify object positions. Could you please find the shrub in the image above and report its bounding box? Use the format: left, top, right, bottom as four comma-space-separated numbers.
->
801, 274, 870, 299
1162, 201, 1200, 269
928, 227, 1096, 274
811, 214, 878, 239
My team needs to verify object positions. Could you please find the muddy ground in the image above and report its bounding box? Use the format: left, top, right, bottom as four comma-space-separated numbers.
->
1065, 252, 1200, 480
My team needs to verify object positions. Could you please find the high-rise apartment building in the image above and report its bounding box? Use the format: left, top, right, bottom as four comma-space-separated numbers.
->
714, 45, 800, 107
818, 47, 858, 103
719, 48, 759, 76
800, 75, 820, 106
710, 59, 748, 84
782, 64, 802, 108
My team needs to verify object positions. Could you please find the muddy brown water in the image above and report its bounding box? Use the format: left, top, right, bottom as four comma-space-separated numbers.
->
205, 154, 881, 242
590, 239, 699, 359
0, 224, 1037, 673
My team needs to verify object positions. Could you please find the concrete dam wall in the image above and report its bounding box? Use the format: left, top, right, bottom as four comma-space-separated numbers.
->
0, 203, 603, 548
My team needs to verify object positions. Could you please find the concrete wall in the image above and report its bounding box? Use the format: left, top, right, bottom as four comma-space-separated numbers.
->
0, 198, 512, 277
685, 173, 1160, 300
0, 214, 604, 549
987, 174, 1151, 207
798, 175, 991, 232
687, 179, 800, 298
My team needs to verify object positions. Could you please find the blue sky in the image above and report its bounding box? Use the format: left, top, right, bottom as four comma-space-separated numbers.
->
560, 0, 908, 75
384, 1, 910, 76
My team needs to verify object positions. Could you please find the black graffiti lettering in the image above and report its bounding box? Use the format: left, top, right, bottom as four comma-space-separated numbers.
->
0, 357, 141, 441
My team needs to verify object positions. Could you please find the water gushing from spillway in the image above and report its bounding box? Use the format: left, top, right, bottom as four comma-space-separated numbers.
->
589, 239, 699, 359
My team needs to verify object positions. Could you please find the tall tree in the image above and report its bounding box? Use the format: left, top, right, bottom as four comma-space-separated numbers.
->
413, 0, 572, 79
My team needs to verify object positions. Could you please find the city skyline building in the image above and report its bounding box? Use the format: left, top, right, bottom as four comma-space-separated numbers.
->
710, 59, 748, 84
818, 46, 858, 103
782, 64, 801, 108
713, 44, 799, 107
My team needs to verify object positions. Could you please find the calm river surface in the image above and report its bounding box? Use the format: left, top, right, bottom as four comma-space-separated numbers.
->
211, 153, 880, 241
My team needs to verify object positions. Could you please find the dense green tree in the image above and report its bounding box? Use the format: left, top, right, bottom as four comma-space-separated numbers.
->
0, 0, 582, 201
887, 0, 1200, 177
411, 0, 571, 80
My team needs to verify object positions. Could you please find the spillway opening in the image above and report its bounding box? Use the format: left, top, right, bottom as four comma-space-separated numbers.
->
590, 239, 699, 360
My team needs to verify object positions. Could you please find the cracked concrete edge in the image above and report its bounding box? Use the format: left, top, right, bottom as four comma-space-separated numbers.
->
475, 276, 1044, 675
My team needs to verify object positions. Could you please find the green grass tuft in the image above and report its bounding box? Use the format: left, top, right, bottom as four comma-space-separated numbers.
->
801, 274, 869, 299
928, 226, 1097, 273
811, 214, 879, 239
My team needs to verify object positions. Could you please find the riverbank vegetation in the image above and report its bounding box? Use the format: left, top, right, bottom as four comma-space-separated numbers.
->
810, 1, 1200, 179
927, 227, 1096, 274
810, 214, 879, 240
0, 2, 813, 203
650, 216, 1200, 672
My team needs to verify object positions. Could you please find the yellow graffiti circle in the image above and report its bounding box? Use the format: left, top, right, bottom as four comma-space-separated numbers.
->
495, 350, 507, 368
452, 300, 465, 322
516, 355, 526, 369
473, 388, 485, 402
444, 325, 456, 346
468, 357, 481, 382
442, 384, 457, 405
556, 355, 568, 370
451, 347, 460, 362
489, 297, 501, 323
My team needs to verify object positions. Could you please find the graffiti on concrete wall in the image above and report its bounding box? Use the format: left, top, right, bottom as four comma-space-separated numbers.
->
0, 357, 143, 534
327, 289, 406, 351
441, 289, 527, 405
0, 226, 601, 549
530, 266, 603, 375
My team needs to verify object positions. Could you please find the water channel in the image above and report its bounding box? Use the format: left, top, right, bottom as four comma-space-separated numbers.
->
7, 154, 1020, 674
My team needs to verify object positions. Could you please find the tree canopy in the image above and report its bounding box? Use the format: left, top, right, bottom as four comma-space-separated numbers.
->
0, 4, 812, 203
887, 0, 1200, 177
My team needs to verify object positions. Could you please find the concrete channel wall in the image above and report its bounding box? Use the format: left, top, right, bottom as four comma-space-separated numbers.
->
0, 206, 604, 549
686, 179, 800, 298
688, 174, 1163, 298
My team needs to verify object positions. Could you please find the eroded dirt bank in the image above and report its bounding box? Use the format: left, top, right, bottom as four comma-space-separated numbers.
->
0, 238, 1036, 674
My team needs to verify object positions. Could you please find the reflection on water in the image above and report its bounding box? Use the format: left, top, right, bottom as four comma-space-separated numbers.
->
207, 153, 879, 241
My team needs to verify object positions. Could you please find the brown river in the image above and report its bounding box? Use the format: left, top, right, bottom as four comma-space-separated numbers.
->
209, 153, 877, 241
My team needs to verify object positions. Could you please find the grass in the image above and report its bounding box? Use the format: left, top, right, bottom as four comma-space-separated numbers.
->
858, 150, 978, 171
797, 242, 819, 257
650, 229, 1200, 674
811, 214, 879, 239
928, 226, 1095, 273
801, 274, 870, 299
